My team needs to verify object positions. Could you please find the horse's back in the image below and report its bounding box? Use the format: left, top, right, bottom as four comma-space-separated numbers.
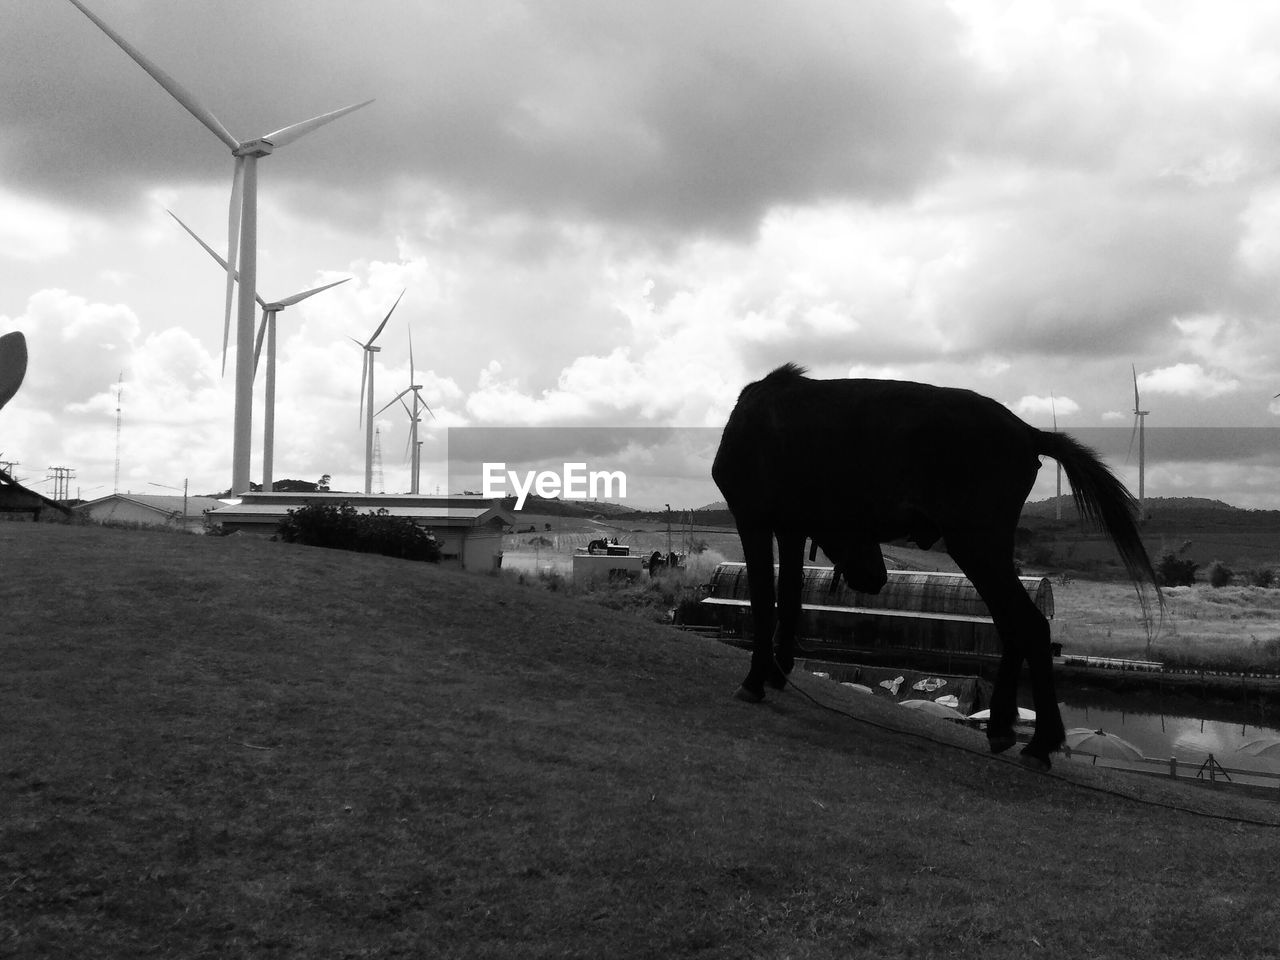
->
714, 366, 1041, 519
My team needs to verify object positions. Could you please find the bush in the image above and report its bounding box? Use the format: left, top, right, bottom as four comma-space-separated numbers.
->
1207, 560, 1233, 588
1155, 552, 1198, 587
1246, 568, 1277, 588
278, 503, 441, 562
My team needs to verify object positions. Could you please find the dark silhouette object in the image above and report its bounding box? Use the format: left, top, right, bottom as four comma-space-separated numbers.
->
588, 538, 608, 554
0, 331, 26, 411
712, 363, 1159, 769
649, 550, 665, 576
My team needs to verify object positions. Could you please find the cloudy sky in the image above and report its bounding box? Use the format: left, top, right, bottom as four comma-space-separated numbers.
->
5, 0, 1280, 507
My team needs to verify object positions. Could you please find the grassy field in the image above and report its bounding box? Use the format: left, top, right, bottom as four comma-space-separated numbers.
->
6, 521, 1280, 959
504, 516, 1280, 672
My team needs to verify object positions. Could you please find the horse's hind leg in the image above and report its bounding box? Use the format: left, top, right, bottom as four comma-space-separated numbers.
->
951, 541, 1065, 768
771, 530, 806, 679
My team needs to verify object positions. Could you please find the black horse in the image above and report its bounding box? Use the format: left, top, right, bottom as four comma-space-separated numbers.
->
712, 363, 1159, 769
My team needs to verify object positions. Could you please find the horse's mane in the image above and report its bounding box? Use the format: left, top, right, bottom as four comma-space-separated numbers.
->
762, 362, 807, 383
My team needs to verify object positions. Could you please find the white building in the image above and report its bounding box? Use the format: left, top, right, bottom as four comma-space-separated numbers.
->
205, 492, 514, 571
75, 493, 228, 533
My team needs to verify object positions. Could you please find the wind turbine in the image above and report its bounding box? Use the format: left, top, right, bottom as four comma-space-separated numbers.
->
66, 0, 372, 495
1051, 394, 1062, 521
1128, 365, 1149, 517
376, 326, 436, 495
168, 211, 349, 492
354, 291, 406, 495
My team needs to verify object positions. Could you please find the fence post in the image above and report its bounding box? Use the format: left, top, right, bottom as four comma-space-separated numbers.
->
1169, 757, 1177, 780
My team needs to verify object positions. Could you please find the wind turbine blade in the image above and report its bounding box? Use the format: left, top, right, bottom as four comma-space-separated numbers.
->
170, 209, 267, 309
407, 326, 416, 383
253, 309, 269, 374
222, 158, 245, 375
1126, 416, 1139, 464
168, 209, 229, 270
375, 387, 412, 417
366, 289, 405, 347
276, 277, 350, 308
1132, 364, 1140, 412
65, 0, 239, 150
1050, 395, 1058, 432
262, 99, 375, 147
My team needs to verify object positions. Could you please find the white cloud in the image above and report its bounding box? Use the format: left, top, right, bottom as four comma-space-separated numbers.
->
1138, 363, 1239, 399
1012, 395, 1081, 422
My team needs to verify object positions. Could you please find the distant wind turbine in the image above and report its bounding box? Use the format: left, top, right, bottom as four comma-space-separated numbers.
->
1051, 394, 1062, 521
168, 211, 349, 492
354, 291, 406, 495
66, 0, 372, 495
1128, 365, 1149, 516
376, 326, 436, 495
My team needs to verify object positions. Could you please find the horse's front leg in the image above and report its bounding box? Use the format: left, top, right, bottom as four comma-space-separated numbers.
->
736, 523, 780, 702
771, 530, 806, 680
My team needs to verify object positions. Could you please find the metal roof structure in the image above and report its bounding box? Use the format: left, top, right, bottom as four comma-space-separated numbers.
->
206, 492, 517, 532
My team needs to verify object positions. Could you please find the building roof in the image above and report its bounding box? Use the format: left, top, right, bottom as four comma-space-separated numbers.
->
206, 493, 516, 530
76, 493, 230, 518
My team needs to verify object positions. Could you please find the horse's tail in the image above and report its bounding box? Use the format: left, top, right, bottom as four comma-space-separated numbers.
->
1037, 430, 1163, 619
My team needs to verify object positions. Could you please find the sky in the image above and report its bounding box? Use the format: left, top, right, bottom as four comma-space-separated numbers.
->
5, 0, 1280, 509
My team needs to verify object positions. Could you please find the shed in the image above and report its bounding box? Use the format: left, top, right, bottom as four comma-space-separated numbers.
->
206, 492, 515, 571
0, 466, 70, 521
75, 493, 229, 533
702, 562, 1054, 661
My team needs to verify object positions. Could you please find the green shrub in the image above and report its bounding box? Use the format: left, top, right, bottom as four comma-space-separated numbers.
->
278, 502, 440, 562
1207, 560, 1233, 588
1155, 552, 1198, 587
1246, 568, 1277, 588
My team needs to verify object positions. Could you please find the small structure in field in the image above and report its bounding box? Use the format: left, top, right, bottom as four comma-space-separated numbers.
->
702, 562, 1055, 663
572, 541, 643, 583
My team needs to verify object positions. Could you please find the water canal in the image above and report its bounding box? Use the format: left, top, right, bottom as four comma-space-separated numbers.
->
1054, 681, 1280, 771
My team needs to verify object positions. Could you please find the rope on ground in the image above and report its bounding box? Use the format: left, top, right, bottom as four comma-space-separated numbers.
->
779, 671, 1280, 830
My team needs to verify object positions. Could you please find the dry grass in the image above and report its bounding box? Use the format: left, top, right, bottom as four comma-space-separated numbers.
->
1038, 577, 1280, 670
5, 522, 1280, 958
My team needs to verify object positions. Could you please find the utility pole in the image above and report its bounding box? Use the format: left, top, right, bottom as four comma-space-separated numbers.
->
48, 466, 76, 502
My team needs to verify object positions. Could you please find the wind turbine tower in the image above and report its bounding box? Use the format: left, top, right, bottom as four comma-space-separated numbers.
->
168, 211, 348, 491
1051, 395, 1061, 521
376, 324, 435, 495
373, 427, 385, 495
1130, 365, 1149, 516
66, 0, 371, 496
354, 291, 406, 495
113, 371, 123, 494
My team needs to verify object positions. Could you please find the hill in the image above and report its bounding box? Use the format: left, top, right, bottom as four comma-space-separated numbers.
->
1018, 496, 1280, 577
1022, 495, 1238, 519
4, 523, 1280, 957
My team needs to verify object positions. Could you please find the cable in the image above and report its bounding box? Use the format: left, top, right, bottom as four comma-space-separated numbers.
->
778, 671, 1280, 830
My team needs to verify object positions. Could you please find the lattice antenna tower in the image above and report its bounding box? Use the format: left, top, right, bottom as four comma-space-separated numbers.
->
113, 371, 124, 494
372, 426, 385, 494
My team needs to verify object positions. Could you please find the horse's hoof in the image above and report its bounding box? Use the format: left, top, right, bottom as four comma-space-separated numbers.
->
735, 684, 765, 703
987, 733, 1017, 755
1019, 750, 1052, 773
764, 671, 788, 691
